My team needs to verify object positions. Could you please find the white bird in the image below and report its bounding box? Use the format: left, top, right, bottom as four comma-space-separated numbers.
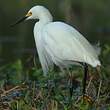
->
12, 5, 101, 96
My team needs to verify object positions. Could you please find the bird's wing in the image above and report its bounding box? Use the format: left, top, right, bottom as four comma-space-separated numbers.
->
43, 22, 99, 67
34, 23, 54, 75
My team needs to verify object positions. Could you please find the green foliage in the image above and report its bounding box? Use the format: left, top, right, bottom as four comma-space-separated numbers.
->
0, 60, 23, 86
0, 0, 110, 109
0, 44, 109, 110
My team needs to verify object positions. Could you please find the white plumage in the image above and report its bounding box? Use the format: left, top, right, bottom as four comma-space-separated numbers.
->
14, 5, 101, 74
30, 6, 101, 74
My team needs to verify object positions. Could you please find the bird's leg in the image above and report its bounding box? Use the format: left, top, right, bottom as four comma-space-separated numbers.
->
82, 63, 88, 97
68, 71, 74, 97
70, 76, 74, 98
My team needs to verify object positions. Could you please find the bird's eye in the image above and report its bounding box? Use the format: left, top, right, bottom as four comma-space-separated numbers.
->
29, 12, 32, 15
26, 12, 32, 17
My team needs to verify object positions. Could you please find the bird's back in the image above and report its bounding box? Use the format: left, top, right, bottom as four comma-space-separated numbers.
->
42, 22, 101, 67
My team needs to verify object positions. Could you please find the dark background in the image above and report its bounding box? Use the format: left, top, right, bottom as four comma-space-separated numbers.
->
0, 0, 110, 65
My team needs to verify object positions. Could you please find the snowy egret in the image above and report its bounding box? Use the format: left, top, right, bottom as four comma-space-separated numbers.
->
12, 5, 101, 96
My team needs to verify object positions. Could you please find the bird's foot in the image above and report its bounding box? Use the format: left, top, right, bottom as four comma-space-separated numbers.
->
75, 94, 94, 104
82, 94, 94, 104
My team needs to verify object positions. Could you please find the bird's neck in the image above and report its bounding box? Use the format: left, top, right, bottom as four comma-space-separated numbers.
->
38, 10, 53, 24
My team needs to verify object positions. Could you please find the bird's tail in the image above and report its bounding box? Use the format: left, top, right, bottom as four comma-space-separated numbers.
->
93, 41, 101, 56
91, 60, 101, 68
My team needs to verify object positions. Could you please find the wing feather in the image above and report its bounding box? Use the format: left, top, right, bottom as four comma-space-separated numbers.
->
43, 22, 100, 67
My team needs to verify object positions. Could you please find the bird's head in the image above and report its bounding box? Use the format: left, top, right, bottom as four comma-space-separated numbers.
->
26, 6, 43, 20
11, 5, 53, 27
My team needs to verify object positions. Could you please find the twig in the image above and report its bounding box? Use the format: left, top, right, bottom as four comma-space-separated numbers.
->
1, 83, 27, 97
86, 76, 93, 92
96, 80, 102, 102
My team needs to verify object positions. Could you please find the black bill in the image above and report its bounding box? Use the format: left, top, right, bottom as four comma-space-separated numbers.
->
10, 16, 28, 27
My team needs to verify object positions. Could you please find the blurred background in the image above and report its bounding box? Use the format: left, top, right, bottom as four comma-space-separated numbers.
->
0, 0, 110, 65
0, 1, 110, 109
